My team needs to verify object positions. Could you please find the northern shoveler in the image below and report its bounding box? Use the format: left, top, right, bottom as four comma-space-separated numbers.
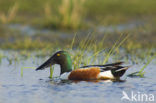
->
36, 51, 129, 80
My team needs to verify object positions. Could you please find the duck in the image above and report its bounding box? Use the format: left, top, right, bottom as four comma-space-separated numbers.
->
36, 51, 129, 80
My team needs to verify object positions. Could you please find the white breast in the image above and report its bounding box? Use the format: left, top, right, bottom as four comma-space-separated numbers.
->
60, 72, 71, 80
98, 70, 114, 79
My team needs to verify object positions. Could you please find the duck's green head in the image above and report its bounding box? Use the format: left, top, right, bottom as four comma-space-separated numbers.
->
36, 51, 72, 74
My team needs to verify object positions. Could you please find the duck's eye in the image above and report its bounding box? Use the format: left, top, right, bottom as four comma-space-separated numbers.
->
57, 53, 60, 56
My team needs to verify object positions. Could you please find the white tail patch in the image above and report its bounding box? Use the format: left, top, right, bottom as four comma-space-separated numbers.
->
115, 67, 129, 72
98, 70, 114, 79
60, 72, 71, 80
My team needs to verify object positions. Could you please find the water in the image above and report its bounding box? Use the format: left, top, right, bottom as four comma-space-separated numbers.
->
6, 21, 144, 36
97, 21, 144, 33
0, 51, 156, 103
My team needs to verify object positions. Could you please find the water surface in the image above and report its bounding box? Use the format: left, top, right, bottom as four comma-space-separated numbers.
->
0, 51, 156, 103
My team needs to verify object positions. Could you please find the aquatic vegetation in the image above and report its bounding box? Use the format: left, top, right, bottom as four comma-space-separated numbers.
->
0, 52, 4, 63
0, 3, 18, 24
21, 67, 36, 77
128, 51, 156, 78
43, 0, 85, 30
1, 38, 54, 50
49, 66, 54, 78
69, 33, 130, 69
137, 53, 156, 77
103, 33, 129, 64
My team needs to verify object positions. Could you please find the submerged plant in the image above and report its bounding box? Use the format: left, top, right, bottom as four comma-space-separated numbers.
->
0, 52, 4, 63
21, 67, 36, 77
103, 33, 129, 64
128, 51, 156, 78
49, 66, 54, 78
138, 53, 156, 77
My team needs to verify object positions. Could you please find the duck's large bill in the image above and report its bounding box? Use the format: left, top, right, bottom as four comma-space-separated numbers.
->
36, 55, 55, 71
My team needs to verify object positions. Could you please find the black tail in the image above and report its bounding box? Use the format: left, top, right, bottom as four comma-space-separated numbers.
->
111, 66, 129, 77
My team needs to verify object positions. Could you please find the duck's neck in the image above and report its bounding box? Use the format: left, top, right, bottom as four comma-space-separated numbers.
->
60, 63, 72, 74
60, 55, 72, 74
